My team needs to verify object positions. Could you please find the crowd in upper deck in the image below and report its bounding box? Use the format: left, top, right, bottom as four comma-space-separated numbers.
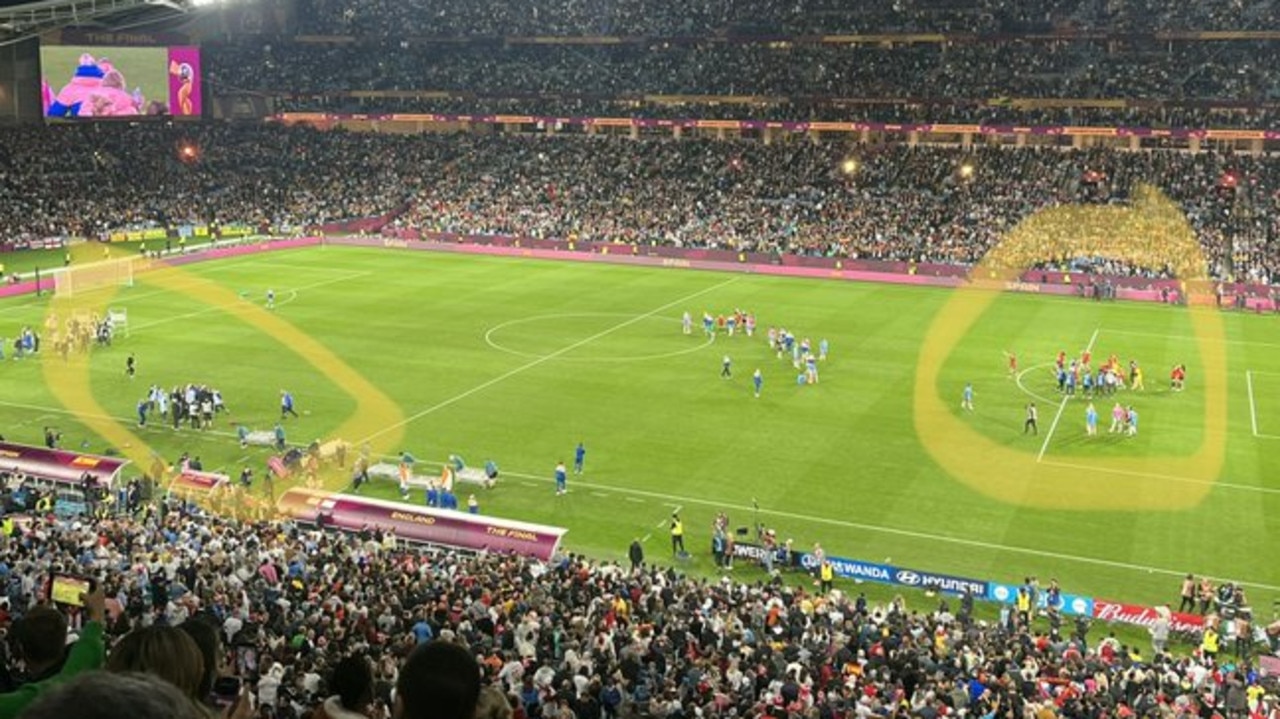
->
3, 124, 1278, 285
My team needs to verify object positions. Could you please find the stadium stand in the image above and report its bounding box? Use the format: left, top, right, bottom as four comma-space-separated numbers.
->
1, 126, 1277, 285
290, 0, 1279, 36
206, 40, 1280, 105
0, 499, 1275, 719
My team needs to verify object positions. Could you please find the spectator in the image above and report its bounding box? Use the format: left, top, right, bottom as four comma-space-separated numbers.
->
9, 608, 70, 686
0, 585, 106, 719
315, 655, 376, 719
474, 687, 513, 719
18, 671, 208, 719
178, 617, 224, 712
104, 626, 207, 708
394, 641, 479, 719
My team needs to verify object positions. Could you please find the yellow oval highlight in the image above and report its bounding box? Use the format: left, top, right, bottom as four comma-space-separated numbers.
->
41, 259, 405, 491
914, 186, 1227, 510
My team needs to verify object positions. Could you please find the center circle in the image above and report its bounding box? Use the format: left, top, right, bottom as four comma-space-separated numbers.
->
484, 312, 716, 363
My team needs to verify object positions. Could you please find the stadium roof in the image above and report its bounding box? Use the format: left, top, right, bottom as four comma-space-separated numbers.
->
0, 0, 190, 44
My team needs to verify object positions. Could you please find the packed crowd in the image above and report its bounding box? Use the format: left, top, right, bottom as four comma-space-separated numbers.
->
0, 123, 432, 244
291, 0, 1277, 37
2, 125, 1278, 285
0, 500, 1277, 719
389, 137, 1280, 285
205, 40, 1280, 107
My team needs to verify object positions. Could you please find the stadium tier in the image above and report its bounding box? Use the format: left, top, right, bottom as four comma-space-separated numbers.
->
205, 39, 1280, 111
293, 0, 1276, 36
1, 126, 1277, 285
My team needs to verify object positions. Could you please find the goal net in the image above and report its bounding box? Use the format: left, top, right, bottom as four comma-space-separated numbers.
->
54, 257, 140, 298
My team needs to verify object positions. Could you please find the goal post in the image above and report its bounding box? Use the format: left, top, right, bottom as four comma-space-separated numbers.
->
54, 256, 141, 298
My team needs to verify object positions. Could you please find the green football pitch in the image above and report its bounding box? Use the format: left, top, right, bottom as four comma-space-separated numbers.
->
1, 245, 1277, 611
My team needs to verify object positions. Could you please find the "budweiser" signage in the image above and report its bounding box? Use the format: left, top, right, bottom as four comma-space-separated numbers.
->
1092, 600, 1205, 633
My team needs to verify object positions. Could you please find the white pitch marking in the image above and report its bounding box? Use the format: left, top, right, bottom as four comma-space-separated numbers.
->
1037, 328, 1098, 462
1247, 370, 1261, 437
475, 465, 1280, 593
356, 276, 741, 444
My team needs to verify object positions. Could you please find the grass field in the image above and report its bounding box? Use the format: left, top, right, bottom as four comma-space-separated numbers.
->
1, 245, 1277, 616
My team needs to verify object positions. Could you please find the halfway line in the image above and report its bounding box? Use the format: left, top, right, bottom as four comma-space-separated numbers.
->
1037, 328, 1098, 462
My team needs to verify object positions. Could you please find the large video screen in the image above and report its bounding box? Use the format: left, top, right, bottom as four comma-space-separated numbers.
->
40, 45, 202, 119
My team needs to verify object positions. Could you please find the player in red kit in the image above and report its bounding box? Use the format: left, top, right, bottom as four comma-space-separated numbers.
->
1056, 350, 1066, 371
1006, 351, 1018, 377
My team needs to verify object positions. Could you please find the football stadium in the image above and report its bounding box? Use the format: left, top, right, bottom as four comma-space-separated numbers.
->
0, 0, 1278, 716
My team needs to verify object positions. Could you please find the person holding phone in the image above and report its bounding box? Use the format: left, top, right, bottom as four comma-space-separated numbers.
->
0, 583, 106, 718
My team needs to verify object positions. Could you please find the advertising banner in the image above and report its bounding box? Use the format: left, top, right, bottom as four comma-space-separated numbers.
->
1091, 599, 1205, 633
730, 540, 987, 596
275, 488, 567, 560
278, 112, 1280, 141
168, 469, 229, 495
987, 581, 1095, 616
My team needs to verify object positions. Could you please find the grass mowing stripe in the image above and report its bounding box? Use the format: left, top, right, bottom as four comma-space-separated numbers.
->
355, 276, 741, 445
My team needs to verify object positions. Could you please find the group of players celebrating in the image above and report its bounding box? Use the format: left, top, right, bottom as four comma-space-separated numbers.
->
680, 309, 830, 394
684, 309, 757, 338
136, 383, 229, 429
767, 327, 827, 386
1051, 349, 1145, 397
5, 311, 117, 362
1003, 347, 1189, 440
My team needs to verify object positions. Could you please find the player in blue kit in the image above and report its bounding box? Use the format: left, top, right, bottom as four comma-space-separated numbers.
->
819, 338, 829, 361
962, 383, 974, 411
554, 461, 568, 495
753, 368, 763, 398
1082, 369, 1094, 398
1085, 402, 1098, 436
573, 442, 586, 474
702, 313, 714, 337
280, 390, 299, 419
